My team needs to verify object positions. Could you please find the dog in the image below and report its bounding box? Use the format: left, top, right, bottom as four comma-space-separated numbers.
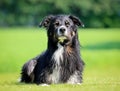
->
21, 15, 85, 85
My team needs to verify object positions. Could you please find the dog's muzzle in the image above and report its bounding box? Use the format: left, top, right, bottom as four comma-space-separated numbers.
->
56, 26, 70, 44
57, 26, 67, 36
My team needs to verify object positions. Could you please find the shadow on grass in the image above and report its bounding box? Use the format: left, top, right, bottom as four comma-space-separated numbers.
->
82, 42, 120, 50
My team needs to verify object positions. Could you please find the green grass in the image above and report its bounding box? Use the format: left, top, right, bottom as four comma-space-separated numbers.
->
0, 28, 120, 91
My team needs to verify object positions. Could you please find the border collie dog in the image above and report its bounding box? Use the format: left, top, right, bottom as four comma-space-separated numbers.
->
21, 15, 85, 84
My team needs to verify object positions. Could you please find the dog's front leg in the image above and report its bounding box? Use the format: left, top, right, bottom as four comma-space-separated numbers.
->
21, 59, 37, 83
67, 71, 82, 84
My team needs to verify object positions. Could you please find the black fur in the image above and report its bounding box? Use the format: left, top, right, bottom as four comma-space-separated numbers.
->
21, 15, 84, 84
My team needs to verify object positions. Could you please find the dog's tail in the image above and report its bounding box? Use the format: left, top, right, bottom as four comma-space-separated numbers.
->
21, 59, 37, 83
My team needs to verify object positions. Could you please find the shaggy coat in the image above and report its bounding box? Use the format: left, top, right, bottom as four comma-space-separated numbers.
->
21, 15, 84, 84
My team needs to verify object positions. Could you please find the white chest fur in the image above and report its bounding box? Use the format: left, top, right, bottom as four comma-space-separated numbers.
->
50, 44, 64, 83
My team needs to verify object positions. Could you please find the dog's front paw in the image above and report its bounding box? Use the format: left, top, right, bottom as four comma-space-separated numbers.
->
40, 84, 49, 86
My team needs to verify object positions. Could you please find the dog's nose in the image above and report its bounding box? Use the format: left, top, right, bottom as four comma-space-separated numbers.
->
59, 27, 66, 34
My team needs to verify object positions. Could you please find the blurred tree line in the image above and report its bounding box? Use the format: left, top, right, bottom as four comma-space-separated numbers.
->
0, 0, 120, 28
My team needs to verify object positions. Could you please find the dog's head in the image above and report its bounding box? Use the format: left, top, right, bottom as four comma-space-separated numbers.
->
39, 15, 84, 46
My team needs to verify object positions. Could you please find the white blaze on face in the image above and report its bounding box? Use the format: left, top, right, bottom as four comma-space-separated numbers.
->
57, 25, 68, 36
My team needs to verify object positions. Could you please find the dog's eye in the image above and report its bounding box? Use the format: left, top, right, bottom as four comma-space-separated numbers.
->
55, 22, 60, 26
65, 21, 70, 27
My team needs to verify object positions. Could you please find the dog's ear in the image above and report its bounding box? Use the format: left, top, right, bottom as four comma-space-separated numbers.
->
69, 15, 84, 27
39, 15, 54, 28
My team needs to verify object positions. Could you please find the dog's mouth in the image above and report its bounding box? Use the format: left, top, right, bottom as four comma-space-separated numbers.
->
57, 36, 70, 45
58, 36, 67, 42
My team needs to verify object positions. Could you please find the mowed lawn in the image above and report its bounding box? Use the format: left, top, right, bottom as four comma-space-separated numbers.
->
0, 28, 120, 91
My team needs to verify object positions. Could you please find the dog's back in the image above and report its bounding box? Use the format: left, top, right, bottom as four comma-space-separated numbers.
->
21, 15, 84, 84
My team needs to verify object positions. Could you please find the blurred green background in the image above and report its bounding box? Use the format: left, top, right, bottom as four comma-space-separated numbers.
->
0, 0, 120, 28
0, 0, 120, 91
